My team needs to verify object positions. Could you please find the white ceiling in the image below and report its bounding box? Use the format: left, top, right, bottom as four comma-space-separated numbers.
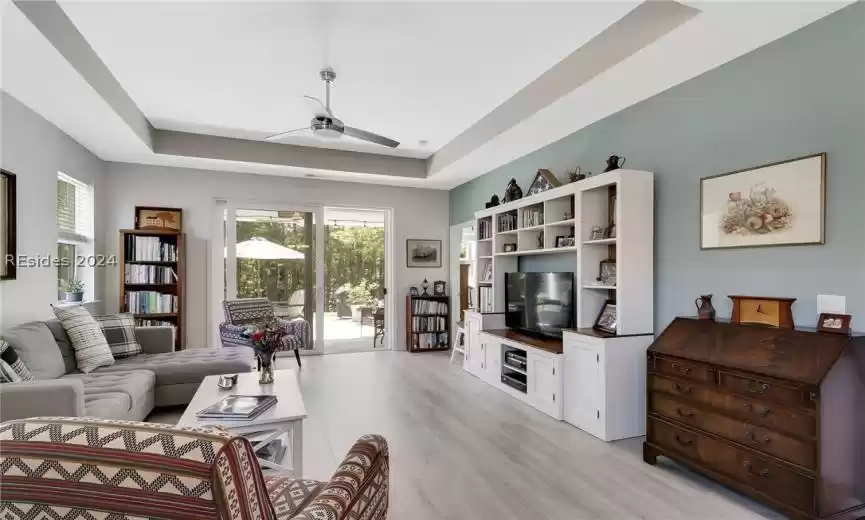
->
58, 1, 637, 158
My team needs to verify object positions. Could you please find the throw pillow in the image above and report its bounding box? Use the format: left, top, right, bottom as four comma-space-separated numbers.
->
0, 359, 22, 383
0, 339, 34, 381
93, 313, 142, 359
1, 322, 66, 379
52, 306, 114, 373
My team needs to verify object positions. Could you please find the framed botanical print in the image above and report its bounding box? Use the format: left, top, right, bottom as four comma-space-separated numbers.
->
700, 153, 826, 249
1, 170, 16, 281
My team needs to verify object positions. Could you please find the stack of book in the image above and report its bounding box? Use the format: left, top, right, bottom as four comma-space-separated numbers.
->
497, 212, 517, 232
196, 395, 277, 421
126, 291, 178, 314
478, 218, 493, 240
413, 315, 446, 332
522, 208, 544, 227
411, 299, 447, 315
125, 264, 177, 284
478, 286, 494, 313
413, 332, 448, 350
125, 235, 177, 262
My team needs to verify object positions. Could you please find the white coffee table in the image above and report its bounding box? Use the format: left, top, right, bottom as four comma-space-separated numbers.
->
178, 369, 307, 476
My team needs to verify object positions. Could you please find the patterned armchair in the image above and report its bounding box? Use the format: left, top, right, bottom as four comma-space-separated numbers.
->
0, 417, 389, 520
220, 298, 312, 367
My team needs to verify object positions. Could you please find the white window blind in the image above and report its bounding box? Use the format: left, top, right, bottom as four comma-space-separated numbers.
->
57, 173, 94, 243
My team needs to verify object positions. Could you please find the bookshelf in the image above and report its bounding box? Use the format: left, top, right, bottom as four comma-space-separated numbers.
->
119, 229, 185, 350
405, 295, 450, 352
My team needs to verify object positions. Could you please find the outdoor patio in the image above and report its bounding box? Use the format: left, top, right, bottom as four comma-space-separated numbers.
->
321, 311, 383, 354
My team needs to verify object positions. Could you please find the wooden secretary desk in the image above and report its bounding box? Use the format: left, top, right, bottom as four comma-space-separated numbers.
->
644, 318, 865, 520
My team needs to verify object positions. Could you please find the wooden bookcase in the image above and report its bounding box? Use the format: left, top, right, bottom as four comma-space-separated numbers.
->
405, 295, 450, 353
119, 229, 185, 350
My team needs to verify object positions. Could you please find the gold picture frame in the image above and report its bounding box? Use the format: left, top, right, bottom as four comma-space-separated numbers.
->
135, 206, 183, 232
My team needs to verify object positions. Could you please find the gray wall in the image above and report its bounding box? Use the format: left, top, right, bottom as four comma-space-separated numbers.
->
449, 3, 865, 331
1, 91, 107, 328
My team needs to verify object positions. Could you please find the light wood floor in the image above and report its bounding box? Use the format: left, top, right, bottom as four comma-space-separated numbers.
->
151, 351, 783, 520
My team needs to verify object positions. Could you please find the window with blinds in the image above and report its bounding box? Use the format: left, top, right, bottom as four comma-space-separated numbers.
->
57, 173, 94, 243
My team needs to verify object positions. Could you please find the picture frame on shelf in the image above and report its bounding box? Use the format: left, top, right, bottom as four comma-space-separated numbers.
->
700, 152, 826, 249
593, 300, 617, 334
590, 226, 605, 241
555, 236, 575, 248
406, 239, 442, 268
503, 243, 517, 253
433, 281, 446, 296
526, 168, 562, 196
135, 206, 182, 231
817, 313, 851, 335
0, 170, 17, 281
409, 286, 419, 297
596, 259, 616, 286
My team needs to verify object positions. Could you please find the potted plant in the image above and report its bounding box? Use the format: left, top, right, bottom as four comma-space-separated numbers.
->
61, 278, 85, 302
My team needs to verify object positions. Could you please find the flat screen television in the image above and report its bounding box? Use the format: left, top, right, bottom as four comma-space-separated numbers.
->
505, 272, 574, 338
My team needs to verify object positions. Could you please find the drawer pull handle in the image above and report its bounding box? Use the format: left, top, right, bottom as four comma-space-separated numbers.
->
744, 430, 772, 445
674, 434, 694, 447
675, 407, 694, 418
742, 402, 772, 417
674, 383, 692, 395
743, 459, 770, 478
742, 380, 770, 394
671, 363, 692, 375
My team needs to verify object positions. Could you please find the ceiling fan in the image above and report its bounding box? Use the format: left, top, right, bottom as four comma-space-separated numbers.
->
266, 68, 400, 148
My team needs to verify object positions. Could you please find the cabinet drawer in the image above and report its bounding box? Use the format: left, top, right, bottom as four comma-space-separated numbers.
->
650, 392, 815, 470
649, 375, 816, 438
648, 418, 815, 514
718, 371, 813, 410
653, 356, 713, 384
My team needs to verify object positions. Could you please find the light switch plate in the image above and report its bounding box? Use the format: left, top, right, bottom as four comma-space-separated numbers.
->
817, 294, 846, 314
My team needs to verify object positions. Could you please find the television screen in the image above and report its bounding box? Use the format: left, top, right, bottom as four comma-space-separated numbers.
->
505, 272, 574, 338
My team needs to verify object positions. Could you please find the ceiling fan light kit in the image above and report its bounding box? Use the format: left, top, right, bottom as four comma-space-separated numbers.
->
266, 68, 400, 148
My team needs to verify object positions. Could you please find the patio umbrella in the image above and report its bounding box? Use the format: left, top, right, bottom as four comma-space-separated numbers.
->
228, 237, 305, 298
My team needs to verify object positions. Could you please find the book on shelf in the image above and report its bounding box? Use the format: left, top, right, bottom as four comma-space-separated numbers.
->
522, 208, 544, 227
497, 213, 517, 232
412, 316, 446, 332
126, 291, 178, 314
411, 299, 447, 315
135, 319, 177, 342
125, 235, 177, 262
196, 395, 277, 421
479, 286, 494, 313
413, 332, 448, 350
478, 219, 493, 240
124, 264, 178, 284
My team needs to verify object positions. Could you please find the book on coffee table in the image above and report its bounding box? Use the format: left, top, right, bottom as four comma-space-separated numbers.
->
196, 395, 277, 420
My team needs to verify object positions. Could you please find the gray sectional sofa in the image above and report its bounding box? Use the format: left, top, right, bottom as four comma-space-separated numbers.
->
0, 320, 253, 421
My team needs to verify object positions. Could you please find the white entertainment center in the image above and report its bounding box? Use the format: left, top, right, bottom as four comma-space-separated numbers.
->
463, 169, 655, 441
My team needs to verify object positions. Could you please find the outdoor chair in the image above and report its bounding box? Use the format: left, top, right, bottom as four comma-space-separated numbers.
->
220, 297, 311, 366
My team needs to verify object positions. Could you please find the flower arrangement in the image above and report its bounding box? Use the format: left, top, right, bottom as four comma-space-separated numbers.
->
241, 321, 285, 361
721, 183, 792, 236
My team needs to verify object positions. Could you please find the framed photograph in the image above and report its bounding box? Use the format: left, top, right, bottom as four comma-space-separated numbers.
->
593, 300, 617, 334
135, 206, 183, 231
700, 153, 826, 249
596, 259, 616, 286
590, 226, 605, 241
406, 239, 441, 268
1, 170, 17, 281
555, 236, 575, 248
503, 243, 517, 253
409, 286, 419, 297
433, 281, 446, 296
526, 168, 562, 196
817, 313, 851, 335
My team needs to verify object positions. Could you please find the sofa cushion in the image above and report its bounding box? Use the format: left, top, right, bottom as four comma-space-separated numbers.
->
93, 313, 142, 359
2, 322, 65, 379
266, 476, 325, 520
44, 319, 80, 373
97, 347, 253, 386
61, 369, 155, 419
52, 306, 114, 374
0, 339, 34, 381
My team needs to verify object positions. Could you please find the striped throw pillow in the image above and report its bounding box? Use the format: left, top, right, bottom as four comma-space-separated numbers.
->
93, 313, 142, 359
0, 339, 34, 381
52, 306, 114, 373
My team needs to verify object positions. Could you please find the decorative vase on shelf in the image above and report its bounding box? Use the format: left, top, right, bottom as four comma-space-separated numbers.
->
258, 353, 275, 384
695, 294, 716, 321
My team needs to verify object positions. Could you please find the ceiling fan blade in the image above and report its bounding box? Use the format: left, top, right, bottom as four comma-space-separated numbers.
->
303, 95, 332, 118
343, 126, 400, 148
265, 127, 309, 141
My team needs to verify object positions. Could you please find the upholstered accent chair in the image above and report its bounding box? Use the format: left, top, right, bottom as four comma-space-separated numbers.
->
0, 417, 390, 520
220, 298, 311, 366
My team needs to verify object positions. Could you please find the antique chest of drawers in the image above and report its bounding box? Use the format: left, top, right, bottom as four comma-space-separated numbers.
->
643, 318, 865, 520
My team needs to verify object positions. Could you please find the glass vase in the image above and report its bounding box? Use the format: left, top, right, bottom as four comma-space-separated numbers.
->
257, 353, 275, 384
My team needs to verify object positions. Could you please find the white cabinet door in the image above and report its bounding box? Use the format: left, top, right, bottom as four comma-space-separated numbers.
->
564, 341, 602, 436
483, 341, 501, 384
463, 317, 479, 374
527, 351, 561, 417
